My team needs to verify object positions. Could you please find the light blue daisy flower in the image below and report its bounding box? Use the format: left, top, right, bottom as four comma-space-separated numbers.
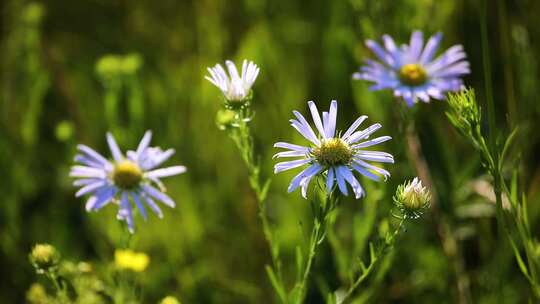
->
353, 31, 470, 106
273, 100, 393, 199
70, 131, 186, 233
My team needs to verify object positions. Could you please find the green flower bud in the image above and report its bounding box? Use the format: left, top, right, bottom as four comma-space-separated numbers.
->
215, 109, 238, 130
120, 53, 143, 75
26, 283, 49, 304
29, 243, 60, 273
446, 88, 480, 135
95, 55, 122, 78
55, 120, 74, 142
393, 177, 431, 219
159, 296, 181, 304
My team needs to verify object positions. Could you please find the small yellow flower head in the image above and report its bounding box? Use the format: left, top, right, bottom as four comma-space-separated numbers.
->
26, 283, 49, 304
160, 296, 182, 304
114, 249, 150, 272
29, 243, 60, 273
394, 177, 431, 219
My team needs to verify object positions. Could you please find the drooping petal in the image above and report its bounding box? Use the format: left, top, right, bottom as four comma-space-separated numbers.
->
131, 192, 148, 221
287, 164, 322, 194
86, 186, 117, 211
353, 158, 391, 180
118, 192, 135, 233
140, 191, 163, 218
335, 168, 348, 196
141, 184, 176, 208
326, 167, 335, 193
337, 166, 364, 199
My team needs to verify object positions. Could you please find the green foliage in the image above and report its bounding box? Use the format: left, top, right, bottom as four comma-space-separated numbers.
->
1, 0, 540, 303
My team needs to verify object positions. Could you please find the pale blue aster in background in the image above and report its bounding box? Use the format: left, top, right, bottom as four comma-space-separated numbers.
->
70, 131, 186, 233
353, 31, 470, 106
273, 100, 394, 199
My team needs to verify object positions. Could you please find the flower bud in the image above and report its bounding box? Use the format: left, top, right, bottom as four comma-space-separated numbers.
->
215, 109, 238, 130
160, 296, 181, 304
26, 283, 49, 304
29, 243, 60, 274
393, 177, 431, 219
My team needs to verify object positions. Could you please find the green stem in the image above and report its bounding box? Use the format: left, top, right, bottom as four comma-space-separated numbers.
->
297, 191, 334, 303
228, 109, 284, 298
340, 218, 404, 303
403, 112, 471, 304
48, 271, 68, 303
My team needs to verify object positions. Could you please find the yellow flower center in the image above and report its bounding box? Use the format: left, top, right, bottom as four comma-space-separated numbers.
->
312, 138, 353, 167
399, 63, 427, 86
112, 161, 143, 189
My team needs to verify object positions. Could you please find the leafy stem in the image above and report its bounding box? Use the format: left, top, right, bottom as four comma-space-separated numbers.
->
226, 107, 284, 301
338, 217, 404, 304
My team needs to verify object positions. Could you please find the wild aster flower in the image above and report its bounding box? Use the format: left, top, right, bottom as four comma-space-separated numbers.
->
205, 59, 260, 106
70, 131, 186, 233
393, 177, 431, 219
353, 31, 470, 106
273, 100, 394, 199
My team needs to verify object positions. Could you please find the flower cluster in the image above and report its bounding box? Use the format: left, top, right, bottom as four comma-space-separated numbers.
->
70, 131, 186, 233
274, 100, 394, 199
354, 31, 470, 106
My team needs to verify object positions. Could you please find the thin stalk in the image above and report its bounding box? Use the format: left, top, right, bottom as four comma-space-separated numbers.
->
297, 191, 334, 303
47, 271, 68, 303
403, 116, 471, 304
229, 109, 284, 296
340, 218, 405, 303
495, 0, 516, 127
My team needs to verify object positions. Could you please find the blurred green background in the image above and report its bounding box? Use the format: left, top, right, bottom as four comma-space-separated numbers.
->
1, 0, 540, 302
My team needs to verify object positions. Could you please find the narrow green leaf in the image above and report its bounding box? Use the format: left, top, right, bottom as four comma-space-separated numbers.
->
500, 127, 519, 168
266, 265, 287, 303
509, 238, 532, 281
296, 245, 303, 282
